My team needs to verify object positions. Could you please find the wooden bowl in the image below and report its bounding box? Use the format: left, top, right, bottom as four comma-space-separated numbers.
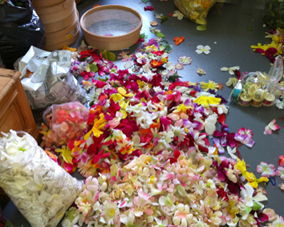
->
80, 5, 143, 51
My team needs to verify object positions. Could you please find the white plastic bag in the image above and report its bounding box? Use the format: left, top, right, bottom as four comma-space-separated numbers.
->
0, 130, 83, 227
19, 46, 87, 109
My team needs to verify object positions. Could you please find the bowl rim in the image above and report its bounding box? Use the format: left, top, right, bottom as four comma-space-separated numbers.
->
80, 4, 143, 39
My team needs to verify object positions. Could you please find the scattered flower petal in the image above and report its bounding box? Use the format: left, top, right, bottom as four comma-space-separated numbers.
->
264, 119, 280, 135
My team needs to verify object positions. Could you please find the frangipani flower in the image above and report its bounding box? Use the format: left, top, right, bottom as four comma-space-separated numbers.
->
178, 56, 192, 65
269, 215, 284, 227
264, 119, 280, 135
197, 67, 206, 75
173, 204, 193, 227
220, 66, 240, 75
175, 63, 184, 70
256, 162, 276, 177
195, 45, 211, 54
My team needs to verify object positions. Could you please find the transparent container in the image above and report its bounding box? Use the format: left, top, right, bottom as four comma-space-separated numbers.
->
263, 0, 284, 29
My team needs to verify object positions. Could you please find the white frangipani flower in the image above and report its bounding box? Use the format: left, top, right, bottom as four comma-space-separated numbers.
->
195, 45, 211, 54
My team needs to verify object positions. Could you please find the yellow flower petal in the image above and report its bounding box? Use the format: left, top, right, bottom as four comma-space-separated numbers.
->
110, 93, 124, 102
117, 87, 134, 97
194, 95, 221, 107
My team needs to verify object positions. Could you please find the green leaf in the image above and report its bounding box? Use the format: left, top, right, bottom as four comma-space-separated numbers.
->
167, 72, 181, 82
244, 206, 252, 214
164, 45, 172, 53
140, 0, 149, 3
161, 16, 168, 24
100, 49, 116, 61
252, 201, 262, 211
89, 63, 98, 72
98, 77, 109, 82
247, 27, 253, 31
140, 33, 147, 39
196, 25, 207, 31
155, 31, 165, 38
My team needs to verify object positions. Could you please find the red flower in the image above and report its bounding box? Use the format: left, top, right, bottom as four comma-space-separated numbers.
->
255, 47, 278, 63
144, 6, 154, 11
279, 155, 284, 166
169, 150, 181, 164
150, 59, 164, 68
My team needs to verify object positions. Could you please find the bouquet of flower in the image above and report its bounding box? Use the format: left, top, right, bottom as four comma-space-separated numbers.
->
0, 130, 83, 227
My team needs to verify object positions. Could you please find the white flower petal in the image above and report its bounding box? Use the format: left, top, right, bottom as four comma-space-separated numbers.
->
196, 45, 204, 49
195, 50, 203, 54
220, 67, 229, 71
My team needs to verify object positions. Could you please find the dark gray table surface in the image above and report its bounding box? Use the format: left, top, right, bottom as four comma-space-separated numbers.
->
3, 0, 284, 226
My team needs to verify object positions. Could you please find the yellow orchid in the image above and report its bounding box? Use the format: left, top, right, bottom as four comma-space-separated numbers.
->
55, 145, 73, 164
174, 103, 193, 114
119, 100, 129, 119
145, 44, 158, 52
235, 159, 269, 188
194, 95, 221, 107
117, 87, 134, 97
200, 80, 219, 92
251, 41, 283, 55
84, 113, 106, 140
110, 93, 124, 103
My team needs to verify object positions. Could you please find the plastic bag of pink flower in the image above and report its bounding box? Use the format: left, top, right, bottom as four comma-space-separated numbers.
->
41, 101, 89, 147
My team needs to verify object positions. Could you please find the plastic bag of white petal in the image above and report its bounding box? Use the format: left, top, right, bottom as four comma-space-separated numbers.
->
0, 130, 83, 227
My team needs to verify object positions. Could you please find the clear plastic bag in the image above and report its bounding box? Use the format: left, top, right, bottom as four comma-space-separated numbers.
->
0, 130, 83, 227
229, 55, 283, 107
174, 0, 216, 25
41, 101, 89, 147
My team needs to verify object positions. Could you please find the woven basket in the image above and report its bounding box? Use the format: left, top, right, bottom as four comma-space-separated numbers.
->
80, 5, 142, 51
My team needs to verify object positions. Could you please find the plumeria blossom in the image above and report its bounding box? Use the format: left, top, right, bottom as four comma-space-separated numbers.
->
197, 67, 206, 75
178, 56, 192, 65
264, 119, 280, 135
256, 162, 276, 177
220, 66, 240, 75
175, 63, 184, 70
195, 45, 211, 54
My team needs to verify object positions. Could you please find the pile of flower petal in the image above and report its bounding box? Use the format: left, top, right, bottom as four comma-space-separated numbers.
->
58, 38, 283, 227
62, 154, 276, 227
